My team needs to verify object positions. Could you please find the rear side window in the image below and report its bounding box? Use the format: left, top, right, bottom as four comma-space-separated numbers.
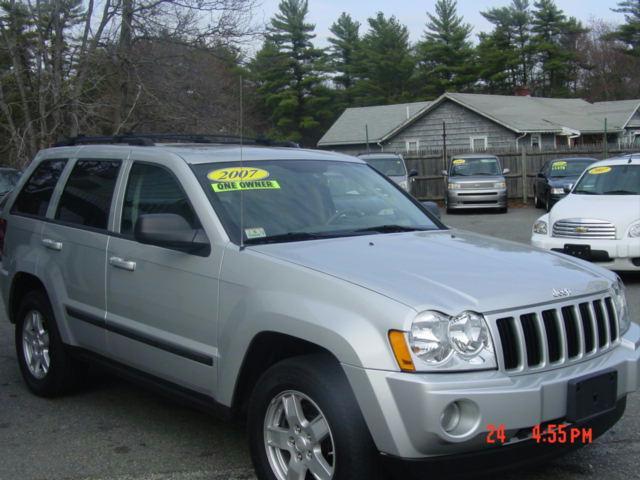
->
121, 163, 200, 236
55, 160, 121, 230
11, 159, 67, 217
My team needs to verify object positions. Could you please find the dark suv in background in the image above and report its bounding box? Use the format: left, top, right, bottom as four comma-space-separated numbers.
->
533, 157, 596, 211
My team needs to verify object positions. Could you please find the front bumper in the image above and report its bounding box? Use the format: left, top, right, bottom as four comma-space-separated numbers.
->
531, 234, 640, 271
380, 397, 626, 479
342, 323, 640, 460
447, 189, 507, 209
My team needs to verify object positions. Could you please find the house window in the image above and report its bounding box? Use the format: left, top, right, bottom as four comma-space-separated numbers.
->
470, 136, 487, 152
405, 140, 420, 155
531, 134, 541, 150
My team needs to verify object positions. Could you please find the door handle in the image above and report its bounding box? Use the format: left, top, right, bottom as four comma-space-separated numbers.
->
42, 238, 62, 251
109, 256, 136, 271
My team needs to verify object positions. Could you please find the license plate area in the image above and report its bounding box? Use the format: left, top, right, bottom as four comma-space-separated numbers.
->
566, 369, 617, 423
564, 244, 591, 260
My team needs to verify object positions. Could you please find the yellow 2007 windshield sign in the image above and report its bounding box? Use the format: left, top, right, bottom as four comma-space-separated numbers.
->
208, 167, 270, 182
588, 166, 611, 175
211, 180, 280, 192
207, 167, 280, 192
452, 159, 466, 165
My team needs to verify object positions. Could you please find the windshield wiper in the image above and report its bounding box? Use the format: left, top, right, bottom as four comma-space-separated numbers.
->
350, 225, 429, 234
573, 190, 598, 195
603, 190, 638, 195
244, 231, 328, 245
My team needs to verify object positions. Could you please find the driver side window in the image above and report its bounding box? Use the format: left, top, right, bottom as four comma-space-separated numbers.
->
121, 163, 200, 237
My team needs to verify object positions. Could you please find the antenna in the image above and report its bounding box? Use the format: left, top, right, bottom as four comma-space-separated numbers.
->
239, 75, 245, 250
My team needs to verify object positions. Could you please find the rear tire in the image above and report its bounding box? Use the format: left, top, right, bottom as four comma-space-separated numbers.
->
15, 290, 85, 397
248, 354, 383, 480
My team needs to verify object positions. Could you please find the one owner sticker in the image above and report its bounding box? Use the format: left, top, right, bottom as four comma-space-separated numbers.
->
211, 180, 281, 192
207, 167, 270, 182
588, 166, 611, 175
452, 159, 466, 165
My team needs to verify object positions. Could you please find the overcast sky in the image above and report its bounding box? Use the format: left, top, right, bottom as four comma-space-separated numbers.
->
255, 0, 624, 46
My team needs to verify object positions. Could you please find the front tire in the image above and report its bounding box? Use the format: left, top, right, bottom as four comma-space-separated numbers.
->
248, 354, 382, 480
15, 290, 84, 397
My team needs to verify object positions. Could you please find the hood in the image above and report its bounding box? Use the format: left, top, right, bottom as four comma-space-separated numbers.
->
551, 194, 640, 236
250, 230, 612, 314
548, 176, 580, 188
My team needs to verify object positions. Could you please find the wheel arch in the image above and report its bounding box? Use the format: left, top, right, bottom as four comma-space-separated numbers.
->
9, 272, 47, 324
230, 331, 340, 419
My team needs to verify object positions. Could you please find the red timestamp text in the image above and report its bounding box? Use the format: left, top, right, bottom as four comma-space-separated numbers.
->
485, 423, 593, 445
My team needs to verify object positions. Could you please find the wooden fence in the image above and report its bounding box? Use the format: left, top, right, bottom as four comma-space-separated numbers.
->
402, 145, 634, 201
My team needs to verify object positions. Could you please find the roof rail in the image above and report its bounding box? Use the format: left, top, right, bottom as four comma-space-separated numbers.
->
53, 134, 300, 148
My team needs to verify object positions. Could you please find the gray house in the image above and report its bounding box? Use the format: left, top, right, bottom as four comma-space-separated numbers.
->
318, 93, 640, 155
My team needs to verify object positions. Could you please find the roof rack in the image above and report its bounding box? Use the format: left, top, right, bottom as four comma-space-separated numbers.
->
53, 133, 300, 148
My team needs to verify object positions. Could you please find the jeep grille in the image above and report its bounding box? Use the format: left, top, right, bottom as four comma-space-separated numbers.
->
493, 294, 619, 373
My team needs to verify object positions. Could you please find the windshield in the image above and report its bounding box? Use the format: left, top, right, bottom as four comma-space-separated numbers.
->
450, 157, 500, 176
573, 164, 640, 195
194, 160, 442, 244
364, 157, 407, 177
548, 160, 594, 178
0, 170, 20, 193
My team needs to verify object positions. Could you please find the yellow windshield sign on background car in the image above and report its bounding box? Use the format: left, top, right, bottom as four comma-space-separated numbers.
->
588, 166, 612, 175
552, 161, 568, 170
452, 159, 466, 165
207, 167, 270, 182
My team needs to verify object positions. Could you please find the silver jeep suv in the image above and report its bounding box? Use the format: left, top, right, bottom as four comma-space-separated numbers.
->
1, 136, 638, 480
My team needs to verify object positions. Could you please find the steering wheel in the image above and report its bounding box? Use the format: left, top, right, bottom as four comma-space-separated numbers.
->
326, 209, 365, 225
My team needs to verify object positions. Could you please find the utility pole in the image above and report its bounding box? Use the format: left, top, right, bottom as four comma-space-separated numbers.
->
365, 124, 370, 153
442, 121, 447, 172
603, 118, 608, 159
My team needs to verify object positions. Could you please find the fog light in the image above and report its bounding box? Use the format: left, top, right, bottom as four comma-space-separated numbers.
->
441, 402, 461, 433
440, 399, 481, 438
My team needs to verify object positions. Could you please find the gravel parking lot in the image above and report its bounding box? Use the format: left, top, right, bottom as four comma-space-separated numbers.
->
0, 206, 638, 480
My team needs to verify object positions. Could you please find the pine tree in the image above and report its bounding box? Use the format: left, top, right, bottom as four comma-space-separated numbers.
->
352, 13, 416, 105
250, 0, 333, 144
328, 13, 360, 107
417, 0, 475, 96
611, 0, 640, 56
531, 0, 585, 96
482, 0, 533, 89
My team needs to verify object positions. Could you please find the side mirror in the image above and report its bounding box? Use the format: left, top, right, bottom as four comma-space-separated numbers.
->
563, 184, 573, 194
503, 168, 510, 175
441, 170, 448, 176
537, 172, 545, 178
408, 169, 418, 178
421, 201, 441, 219
134, 213, 210, 255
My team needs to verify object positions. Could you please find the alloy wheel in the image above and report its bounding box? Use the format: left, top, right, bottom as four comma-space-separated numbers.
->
264, 390, 335, 480
22, 310, 50, 379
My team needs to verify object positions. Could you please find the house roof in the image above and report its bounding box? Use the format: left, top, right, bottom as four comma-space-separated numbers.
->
319, 93, 640, 146
317, 101, 432, 146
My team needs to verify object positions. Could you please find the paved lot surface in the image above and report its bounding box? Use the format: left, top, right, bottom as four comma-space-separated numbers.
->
1, 206, 638, 480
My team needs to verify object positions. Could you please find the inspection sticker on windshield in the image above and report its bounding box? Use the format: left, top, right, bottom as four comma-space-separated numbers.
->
244, 227, 266, 239
452, 159, 466, 165
588, 166, 611, 175
207, 167, 270, 182
211, 180, 281, 192
552, 161, 567, 170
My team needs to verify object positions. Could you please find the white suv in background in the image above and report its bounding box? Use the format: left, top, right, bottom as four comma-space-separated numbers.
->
531, 156, 640, 271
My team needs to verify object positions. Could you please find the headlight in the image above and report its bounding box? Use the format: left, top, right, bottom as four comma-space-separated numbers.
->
612, 277, 630, 335
533, 220, 548, 235
494, 181, 506, 189
398, 180, 409, 191
550, 187, 565, 195
448, 183, 461, 190
405, 310, 496, 371
629, 222, 640, 238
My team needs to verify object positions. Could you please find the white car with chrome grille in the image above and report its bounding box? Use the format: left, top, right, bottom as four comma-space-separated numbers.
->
531, 156, 640, 271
